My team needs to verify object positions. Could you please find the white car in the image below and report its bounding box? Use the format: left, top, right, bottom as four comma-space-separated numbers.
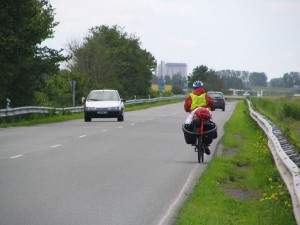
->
84, 90, 125, 122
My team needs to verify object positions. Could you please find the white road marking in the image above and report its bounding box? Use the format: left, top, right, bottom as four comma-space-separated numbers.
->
130, 123, 135, 126
10, 155, 23, 159
118, 126, 123, 128
79, 135, 87, 138
51, 145, 61, 148
157, 165, 200, 225
102, 129, 108, 132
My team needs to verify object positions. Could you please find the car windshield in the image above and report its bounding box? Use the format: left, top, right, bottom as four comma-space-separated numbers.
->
208, 92, 223, 99
88, 91, 120, 101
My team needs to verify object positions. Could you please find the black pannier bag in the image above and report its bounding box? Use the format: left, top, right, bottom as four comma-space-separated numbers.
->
183, 124, 196, 144
202, 120, 217, 145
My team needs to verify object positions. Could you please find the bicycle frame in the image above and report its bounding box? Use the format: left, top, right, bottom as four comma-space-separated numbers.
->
182, 121, 217, 163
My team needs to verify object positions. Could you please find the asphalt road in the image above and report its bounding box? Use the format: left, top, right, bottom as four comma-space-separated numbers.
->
0, 101, 236, 225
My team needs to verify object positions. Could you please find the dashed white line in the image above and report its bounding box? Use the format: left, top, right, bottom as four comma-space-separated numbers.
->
118, 126, 123, 128
102, 129, 108, 132
130, 123, 135, 126
10, 155, 23, 159
51, 144, 61, 148
79, 135, 87, 138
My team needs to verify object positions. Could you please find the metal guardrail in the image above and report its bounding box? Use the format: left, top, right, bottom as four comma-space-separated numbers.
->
0, 95, 186, 118
247, 100, 300, 224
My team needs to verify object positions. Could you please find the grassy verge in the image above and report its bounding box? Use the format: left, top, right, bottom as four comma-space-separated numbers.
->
125, 99, 183, 111
176, 100, 296, 225
0, 99, 183, 128
250, 96, 300, 151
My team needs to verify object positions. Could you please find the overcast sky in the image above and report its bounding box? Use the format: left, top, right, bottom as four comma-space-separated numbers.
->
43, 0, 300, 80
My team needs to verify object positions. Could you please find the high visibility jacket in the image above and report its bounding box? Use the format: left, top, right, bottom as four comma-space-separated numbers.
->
190, 93, 207, 110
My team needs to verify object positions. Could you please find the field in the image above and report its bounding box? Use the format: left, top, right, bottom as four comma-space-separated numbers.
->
250, 96, 300, 151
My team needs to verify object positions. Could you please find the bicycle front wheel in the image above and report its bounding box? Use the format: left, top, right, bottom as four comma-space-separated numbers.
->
196, 135, 204, 163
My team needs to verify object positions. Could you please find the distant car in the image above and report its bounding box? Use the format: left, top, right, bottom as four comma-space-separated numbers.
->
84, 90, 125, 122
207, 91, 226, 111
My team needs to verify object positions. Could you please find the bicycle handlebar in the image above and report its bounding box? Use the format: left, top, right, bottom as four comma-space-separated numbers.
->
182, 121, 217, 136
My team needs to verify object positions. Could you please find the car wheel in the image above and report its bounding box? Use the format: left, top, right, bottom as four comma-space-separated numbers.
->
84, 115, 91, 122
117, 111, 124, 122
222, 107, 225, 111
117, 115, 124, 122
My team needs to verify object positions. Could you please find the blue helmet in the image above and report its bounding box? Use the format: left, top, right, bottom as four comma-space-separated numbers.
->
193, 80, 203, 88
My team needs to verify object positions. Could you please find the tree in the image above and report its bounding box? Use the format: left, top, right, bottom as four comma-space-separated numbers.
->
249, 72, 267, 87
172, 85, 184, 95
270, 77, 285, 88
224, 77, 245, 89
282, 72, 300, 88
188, 65, 209, 87
158, 76, 164, 86
35, 70, 94, 107
151, 75, 159, 84
216, 70, 249, 87
172, 73, 183, 86
164, 75, 172, 85
0, 0, 67, 106
68, 25, 156, 98
188, 65, 226, 92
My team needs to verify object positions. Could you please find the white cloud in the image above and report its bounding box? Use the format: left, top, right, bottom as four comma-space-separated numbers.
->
165, 37, 199, 48
139, 0, 197, 15
44, 0, 300, 79
269, 1, 300, 12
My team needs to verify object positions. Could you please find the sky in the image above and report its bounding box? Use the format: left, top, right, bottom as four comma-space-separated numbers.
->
43, 0, 300, 81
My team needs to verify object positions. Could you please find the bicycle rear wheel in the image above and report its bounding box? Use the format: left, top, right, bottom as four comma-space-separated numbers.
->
196, 136, 204, 163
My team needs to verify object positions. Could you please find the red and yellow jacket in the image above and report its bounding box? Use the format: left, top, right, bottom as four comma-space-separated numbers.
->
184, 87, 215, 113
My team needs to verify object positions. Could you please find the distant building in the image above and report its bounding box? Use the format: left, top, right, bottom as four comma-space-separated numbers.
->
156, 61, 187, 78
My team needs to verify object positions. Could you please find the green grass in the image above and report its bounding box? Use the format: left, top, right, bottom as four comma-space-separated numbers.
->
250, 96, 300, 151
0, 113, 84, 128
125, 99, 183, 111
0, 99, 183, 128
176, 100, 296, 225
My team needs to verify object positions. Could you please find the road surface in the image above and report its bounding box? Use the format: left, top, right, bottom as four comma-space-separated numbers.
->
0, 101, 236, 225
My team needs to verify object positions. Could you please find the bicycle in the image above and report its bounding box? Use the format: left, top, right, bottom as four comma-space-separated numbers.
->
182, 120, 217, 163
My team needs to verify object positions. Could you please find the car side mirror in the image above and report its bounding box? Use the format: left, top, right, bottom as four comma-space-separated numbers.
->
82, 97, 86, 106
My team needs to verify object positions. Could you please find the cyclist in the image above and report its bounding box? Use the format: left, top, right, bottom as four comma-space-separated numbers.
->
184, 80, 216, 155
184, 80, 215, 112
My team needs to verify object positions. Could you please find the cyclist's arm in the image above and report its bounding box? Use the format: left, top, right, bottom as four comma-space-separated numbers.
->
184, 95, 192, 112
206, 94, 215, 111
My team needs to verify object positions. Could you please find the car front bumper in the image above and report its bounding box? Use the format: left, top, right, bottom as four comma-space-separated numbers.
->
84, 109, 123, 118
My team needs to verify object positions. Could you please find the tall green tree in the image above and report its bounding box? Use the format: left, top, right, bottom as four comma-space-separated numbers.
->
0, 0, 67, 107
68, 25, 156, 98
37, 70, 93, 107
282, 72, 300, 88
151, 75, 159, 84
172, 73, 183, 86
164, 75, 172, 85
216, 70, 249, 88
270, 77, 285, 88
188, 65, 226, 92
224, 77, 245, 89
249, 72, 268, 87
188, 65, 209, 87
